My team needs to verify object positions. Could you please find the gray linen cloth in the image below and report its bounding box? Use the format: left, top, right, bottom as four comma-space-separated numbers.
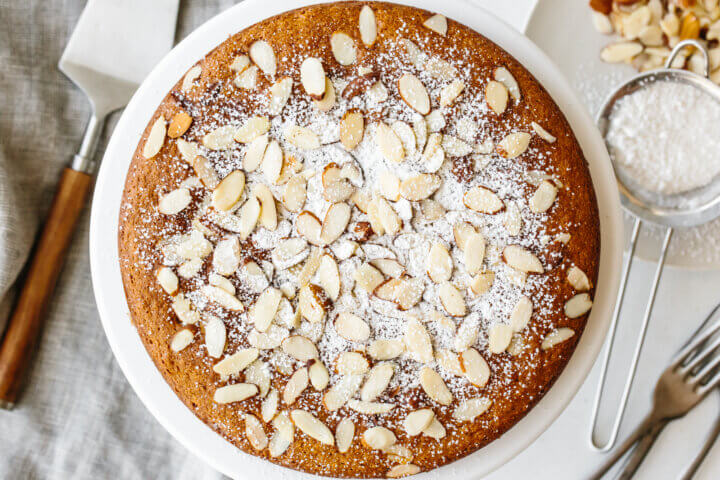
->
0, 1, 237, 478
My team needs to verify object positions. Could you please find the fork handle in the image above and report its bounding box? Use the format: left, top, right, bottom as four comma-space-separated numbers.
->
589, 413, 660, 480
614, 419, 668, 480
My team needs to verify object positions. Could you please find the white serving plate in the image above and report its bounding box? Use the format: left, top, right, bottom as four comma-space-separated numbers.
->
89, 1, 624, 478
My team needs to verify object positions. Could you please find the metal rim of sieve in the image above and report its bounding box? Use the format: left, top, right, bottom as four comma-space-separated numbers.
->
597, 39, 720, 228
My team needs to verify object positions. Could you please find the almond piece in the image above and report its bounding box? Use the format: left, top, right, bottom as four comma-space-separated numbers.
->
181, 65, 201, 92
313, 77, 336, 112
249, 40, 276, 77
192, 155, 218, 189
442, 135, 473, 157
398, 74, 431, 115
494, 66, 521, 102
235, 65, 258, 89
309, 360, 330, 391
335, 313, 371, 342
272, 237, 309, 270
436, 349, 464, 376
143, 116, 166, 158
291, 410, 334, 445
315, 254, 340, 301
387, 465, 421, 478
158, 188, 191, 215
453, 222, 476, 251
261, 140, 284, 185
298, 284, 329, 324
282, 335, 319, 361
269, 77, 293, 116
542, 328, 575, 350
340, 111, 364, 150
370, 258, 404, 278
423, 418, 446, 440
453, 397, 492, 422
331, 32, 357, 65
285, 125, 320, 150
567, 266, 591, 291
419, 367, 453, 405
353, 263, 384, 293
363, 427, 396, 450
391, 121, 417, 157
600, 41, 643, 63
323, 374, 364, 411
510, 296, 533, 332
249, 287, 282, 332
336, 352, 369, 375
323, 179, 354, 203
564, 293, 593, 318
213, 348, 259, 376
453, 316, 479, 352
242, 134, 269, 172
237, 196, 261, 240
400, 174, 441, 201
336, 418, 355, 453
375, 122, 405, 162
234, 116, 270, 144
244, 414, 269, 451
283, 367, 309, 405
531, 122, 556, 143
438, 281, 467, 317
378, 172, 401, 202
368, 339, 405, 360
283, 176, 307, 212
156, 267, 179, 295
168, 112, 192, 139
297, 211, 323, 246
485, 80, 508, 115
504, 201, 522, 236
440, 79, 465, 107
203, 125, 236, 151
170, 329, 194, 352
463, 232, 486, 275
463, 186, 504, 213
301, 57, 326, 98
176, 139, 199, 164
488, 323, 513, 354
427, 243, 453, 283
420, 199, 445, 221
347, 399, 395, 415
497, 132, 531, 158
404, 409, 435, 436
460, 348, 490, 387
360, 362, 394, 401
404, 317, 433, 363
212, 237, 241, 276
502, 245, 544, 273
529, 180, 558, 213
212, 170, 245, 211
422, 133, 445, 173
213, 383, 258, 404
469, 271, 495, 297
423, 14, 447, 35
374, 196, 402, 235
358, 6, 377, 47
321, 202, 352, 245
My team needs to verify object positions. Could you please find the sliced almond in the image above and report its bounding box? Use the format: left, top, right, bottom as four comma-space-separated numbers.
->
438, 281, 466, 317
442, 135, 472, 157
542, 327, 575, 350
273, 411, 295, 445
375, 277, 424, 310
245, 359, 271, 396
336, 352, 370, 375
529, 180, 558, 213
567, 266, 591, 291
331, 32, 357, 65
203, 125, 236, 151
420, 199, 445, 221
168, 112, 192, 139
269, 77, 293, 116
235, 65, 258, 89
404, 409, 435, 436
272, 237, 309, 270
368, 339, 405, 360
283, 367, 309, 405
453, 222, 476, 251
494, 66, 521, 102
440, 79, 465, 107
158, 188, 191, 215
504, 201, 522, 236
363, 427, 396, 450
297, 211, 322, 246
203, 285, 244, 312
600, 41, 643, 63
249, 40, 276, 77
212, 170, 245, 211
360, 362, 394, 401
181, 65, 201, 92
427, 243, 452, 283
309, 360, 330, 391
213, 348, 259, 376
366, 198, 385, 235
245, 414, 269, 451
453, 397, 492, 422
314, 77, 337, 112
401, 38, 424, 68
237, 196, 261, 240
375, 122, 405, 163
404, 317, 434, 363
300, 57, 326, 98
400, 173, 441, 201
564, 293, 593, 318
262, 140, 284, 185
204, 315, 227, 358
298, 284, 329, 324
249, 287, 282, 332
414, 117, 428, 152
234, 116, 270, 144
323, 178, 354, 203
387, 464, 421, 478
335, 313, 371, 342
423, 418, 446, 440
247, 325, 289, 350
370, 258, 404, 278
502, 245, 544, 273
419, 367, 453, 405
321, 202, 352, 245
510, 296, 533, 332
170, 329, 194, 352
143, 116, 166, 159
283, 176, 307, 212
463, 186, 504, 213
176, 139, 199, 164
453, 316, 479, 352
463, 232, 486, 275
358, 6, 377, 47
485, 80, 509, 115
347, 399, 395, 415
323, 374, 364, 411
460, 348, 490, 387
391, 121, 416, 157
353, 263, 384, 293
497, 132, 531, 159
340, 111, 364, 151
192, 155, 219, 189
230, 55, 250, 73
315, 254, 340, 301
156, 267, 179, 295
436, 349, 464, 376
367, 81, 388, 103
398, 74, 431, 115
423, 14, 447, 35
282, 335, 319, 361
469, 271, 495, 297
427, 57, 457, 81
336, 418, 355, 453
213, 383, 258, 404
374, 196, 402, 235
291, 409, 334, 445
531, 122, 556, 143
488, 323, 513, 354
285, 125, 320, 150
242, 134, 269, 172
422, 134, 445, 173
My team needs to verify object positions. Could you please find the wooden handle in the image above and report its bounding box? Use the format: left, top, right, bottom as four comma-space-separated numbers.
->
0, 168, 92, 408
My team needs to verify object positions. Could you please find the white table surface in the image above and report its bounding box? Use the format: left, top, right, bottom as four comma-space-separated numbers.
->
472, 1, 720, 478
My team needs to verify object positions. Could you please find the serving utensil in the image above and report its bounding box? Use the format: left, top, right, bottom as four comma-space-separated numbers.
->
589, 39, 720, 451
0, 0, 178, 409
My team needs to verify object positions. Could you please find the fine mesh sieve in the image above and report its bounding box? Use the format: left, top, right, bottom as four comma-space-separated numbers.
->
589, 39, 720, 451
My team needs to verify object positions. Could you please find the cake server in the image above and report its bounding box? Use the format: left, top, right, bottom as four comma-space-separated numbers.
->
0, 0, 179, 409
589, 39, 720, 451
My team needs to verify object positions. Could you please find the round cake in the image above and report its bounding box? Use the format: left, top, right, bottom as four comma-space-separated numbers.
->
118, 2, 600, 477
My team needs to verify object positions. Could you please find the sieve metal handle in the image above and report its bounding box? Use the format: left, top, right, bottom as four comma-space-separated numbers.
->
665, 39, 709, 77
588, 221, 673, 451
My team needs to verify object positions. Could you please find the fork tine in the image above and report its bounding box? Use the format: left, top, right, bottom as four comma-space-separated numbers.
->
697, 361, 720, 396
673, 319, 720, 368
680, 334, 720, 374
691, 351, 720, 388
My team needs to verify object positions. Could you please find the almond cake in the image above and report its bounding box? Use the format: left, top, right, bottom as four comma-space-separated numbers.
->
118, 2, 600, 477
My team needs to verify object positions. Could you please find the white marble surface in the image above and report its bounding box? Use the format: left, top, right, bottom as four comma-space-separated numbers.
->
473, 0, 720, 478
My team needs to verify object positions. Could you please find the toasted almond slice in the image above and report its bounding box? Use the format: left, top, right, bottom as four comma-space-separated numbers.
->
213, 348, 259, 376
494, 66, 521, 102
143, 116, 166, 158
542, 327, 575, 350
237, 196, 261, 240
387, 464, 421, 478
419, 367, 453, 405
438, 282, 466, 317
504, 201, 522, 236
204, 315, 226, 358
600, 41, 643, 63
375, 122, 405, 162
321, 202, 352, 245
291, 410, 334, 445
300, 57, 326, 98
488, 323, 513, 354
360, 362, 394, 401
235, 65, 258, 89
405, 317, 434, 363
391, 121, 417, 157
213, 383, 258, 404
531, 122, 557, 143
353, 263, 384, 293
469, 271, 494, 297
440, 79, 465, 107
347, 399, 395, 415
404, 409, 435, 436
363, 427, 397, 450
283, 367, 309, 405
181, 65, 201, 92
442, 135, 472, 157
366, 198, 385, 235
245, 414, 269, 451
427, 243, 452, 283
497, 132, 531, 158
262, 140, 284, 185
249, 287, 282, 332
323, 179, 354, 203
460, 348, 490, 387
203, 125, 236, 151
315, 254, 340, 301
330, 32, 357, 65
268, 432, 291, 458
168, 112, 192, 139
453, 222, 476, 251
335, 313, 371, 342
423, 14, 447, 35
158, 188, 191, 215
400, 173, 441, 201
245, 359, 271, 396
368, 339, 405, 360
485, 80, 508, 115
453, 397, 492, 422
370, 258, 404, 278
250, 187, 276, 232
463, 186, 504, 213
358, 6, 377, 47
269, 77, 293, 116
242, 134, 269, 172
212, 170, 245, 211
383, 443, 413, 464
229, 55, 250, 73
308, 360, 330, 391
367, 81, 388, 103
529, 180, 558, 213
567, 266, 591, 291
413, 117, 428, 152
176, 139, 199, 164
285, 125, 320, 150
297, 211, 322, 246
463, 232, 486, 275
336, 418, 355, 453
273, 411, 295, 444
336, 352, 369, 375
395, 278, 425, 310
323, 374, 364, 411
156, 267, 179, 295
436, 349, 464, 376
282, 335, 319, 361
234, 116, 270, 144
423, 417, 446, 440
247, 325, 288, 350
314, 77, 337, 112
298, 284, 329, 323
398, 74, 431, 115
191, 155, 218, 189
565, 293, 592, 318
203, 285, 244, 312
401, 38, 424, 68
502, 245, 544, 273
272, 237, 309, 269
283, 176, 307, 212
374, 196, 402, 235
453, 316, 478, 352
510, 296, 533, 332
170, 329, 194, 352
340, 111, 364, 151
249, 40, 276, 77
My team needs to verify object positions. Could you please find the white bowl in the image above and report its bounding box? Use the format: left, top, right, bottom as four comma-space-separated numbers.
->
89, 1, 624, 478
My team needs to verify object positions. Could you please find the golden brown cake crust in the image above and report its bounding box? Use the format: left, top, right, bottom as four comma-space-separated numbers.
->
118, 2, 600, 477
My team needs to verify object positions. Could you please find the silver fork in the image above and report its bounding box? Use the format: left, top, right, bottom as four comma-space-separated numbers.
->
590, 309, 720, 480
